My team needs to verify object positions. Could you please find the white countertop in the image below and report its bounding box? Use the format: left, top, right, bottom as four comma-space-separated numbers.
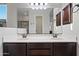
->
3, 34, 77, 43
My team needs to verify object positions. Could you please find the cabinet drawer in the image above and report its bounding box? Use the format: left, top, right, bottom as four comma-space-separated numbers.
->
27, 50, 51, 56
27, 43, 51, 49
32, 50, 49, 55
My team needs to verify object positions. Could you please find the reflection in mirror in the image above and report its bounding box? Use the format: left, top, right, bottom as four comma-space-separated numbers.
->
17, 7, 53, 34
16, 3, 66, 35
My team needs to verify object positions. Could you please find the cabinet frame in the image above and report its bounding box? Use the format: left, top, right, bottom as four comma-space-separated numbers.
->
3, 42, 77, 56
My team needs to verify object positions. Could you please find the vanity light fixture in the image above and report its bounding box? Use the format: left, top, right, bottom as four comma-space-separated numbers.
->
29, 3, 48, 10
30, 3, 48, 6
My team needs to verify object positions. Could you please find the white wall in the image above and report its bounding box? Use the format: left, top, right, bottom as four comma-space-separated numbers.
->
54, 3, 75, 39
73, 3, 79, 56
7, 4, 17, 28
54, 3, 79, 55
0, 28, 3, 56
0, 27, 17, 56
29, 8, 52, 33
3, 28, 17, 42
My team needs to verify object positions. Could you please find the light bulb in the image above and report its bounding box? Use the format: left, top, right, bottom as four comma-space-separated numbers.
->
30, 3, 33, 6
44, 7, 46, 10
35, 3, 38, 6
32, 7, 35, 10
36, 7, 39, 10
45, 3, 48, 5
40, 7, 43, 10
40, 3, 43, 5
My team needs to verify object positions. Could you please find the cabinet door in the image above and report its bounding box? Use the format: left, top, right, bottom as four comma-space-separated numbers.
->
27, 43, 52, 56
53, 43, 76, 56
3, 43, 27, 56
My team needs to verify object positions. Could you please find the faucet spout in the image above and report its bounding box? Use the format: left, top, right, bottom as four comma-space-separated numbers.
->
53, 33, 62, 38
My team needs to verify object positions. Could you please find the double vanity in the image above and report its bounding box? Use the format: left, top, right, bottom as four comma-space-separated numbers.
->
3, 34, 77, 56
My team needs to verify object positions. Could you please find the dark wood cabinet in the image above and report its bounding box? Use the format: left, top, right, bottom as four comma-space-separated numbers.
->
27, 43, 52, 56
3, 43, 27, 56
53, 42, 76, 56
3, 42, 76, 56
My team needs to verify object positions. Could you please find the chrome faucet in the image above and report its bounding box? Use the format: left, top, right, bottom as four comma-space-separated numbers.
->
22, 34, 27, 38
53, 33, 62, 38
17, 33, 27, 38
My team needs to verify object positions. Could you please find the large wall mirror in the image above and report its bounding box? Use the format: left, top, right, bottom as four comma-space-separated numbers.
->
17, 8, 53, 34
